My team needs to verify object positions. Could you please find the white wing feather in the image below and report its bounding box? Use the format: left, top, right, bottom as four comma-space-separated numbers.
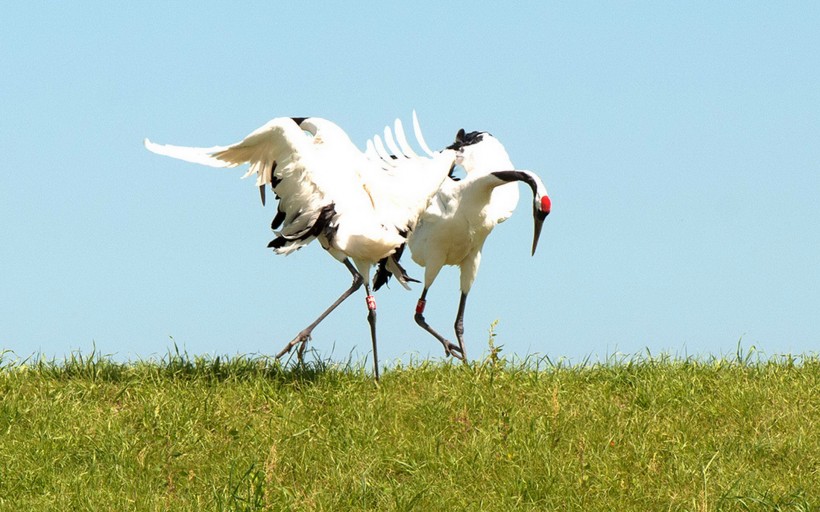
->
364, 139, 380, 161
143, 139, 236, 168
383, 126, 407, 159
393, 118, 418, 158
372, 135, 396, 165
412, 110, 435, 157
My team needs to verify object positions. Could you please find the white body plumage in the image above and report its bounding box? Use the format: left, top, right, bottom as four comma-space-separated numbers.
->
409, 135, 520, 293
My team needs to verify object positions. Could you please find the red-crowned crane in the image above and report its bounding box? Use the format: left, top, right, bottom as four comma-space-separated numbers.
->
144, 113, 460, 379
374, 129, 551, 360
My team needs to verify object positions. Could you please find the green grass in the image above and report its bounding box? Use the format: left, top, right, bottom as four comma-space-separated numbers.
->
1, 344, 818, 511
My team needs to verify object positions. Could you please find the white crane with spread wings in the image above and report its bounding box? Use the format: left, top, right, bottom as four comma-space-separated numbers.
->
145, 113, 458, 379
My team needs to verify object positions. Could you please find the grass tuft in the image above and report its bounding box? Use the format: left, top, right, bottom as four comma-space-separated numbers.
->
1, 344, 818, 511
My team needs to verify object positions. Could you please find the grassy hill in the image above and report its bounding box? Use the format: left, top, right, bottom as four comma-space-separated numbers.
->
1, 347, 817, 511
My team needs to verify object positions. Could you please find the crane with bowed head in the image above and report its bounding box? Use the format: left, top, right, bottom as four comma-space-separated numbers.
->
375, 128, 552, 360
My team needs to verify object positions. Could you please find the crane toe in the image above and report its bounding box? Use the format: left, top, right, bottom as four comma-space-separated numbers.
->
447, 343, 465, 360
275, 330, 313, 360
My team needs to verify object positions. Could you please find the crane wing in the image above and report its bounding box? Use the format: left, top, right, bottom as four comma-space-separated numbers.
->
144, 117, 310, 190
145, 117, 345, 254
144, 114, 454, 262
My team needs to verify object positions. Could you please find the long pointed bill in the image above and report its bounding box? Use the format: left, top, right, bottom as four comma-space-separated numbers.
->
532, 213, 546, 256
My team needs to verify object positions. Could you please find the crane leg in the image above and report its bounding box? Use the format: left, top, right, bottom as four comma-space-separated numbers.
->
453, 292, 468, 361
364, 284, 380, 381
414, 288, 465, 360
276, 259, 363, 361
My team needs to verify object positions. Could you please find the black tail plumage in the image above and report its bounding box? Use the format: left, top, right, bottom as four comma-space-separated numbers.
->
268, 203, 336, 251
373, 243, 419, 291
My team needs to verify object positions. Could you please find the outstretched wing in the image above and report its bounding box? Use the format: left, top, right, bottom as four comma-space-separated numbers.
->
144, 117, 310, 197
145, 117, 344, 254
145, 114, 454, 266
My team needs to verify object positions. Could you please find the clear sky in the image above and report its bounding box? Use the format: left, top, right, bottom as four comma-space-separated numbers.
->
2, 3, 818, 365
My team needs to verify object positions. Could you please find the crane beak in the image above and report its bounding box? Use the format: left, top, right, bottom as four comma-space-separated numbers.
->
532, 208, 549, 256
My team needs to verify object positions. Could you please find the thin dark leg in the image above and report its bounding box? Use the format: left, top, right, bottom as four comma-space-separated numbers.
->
364, 284, 379, 381
414, 288, 464, 359
454, 292, 468, 361
276, 259, 362, 361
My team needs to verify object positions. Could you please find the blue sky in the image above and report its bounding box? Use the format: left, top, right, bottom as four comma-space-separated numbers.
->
2, 3, 818, 365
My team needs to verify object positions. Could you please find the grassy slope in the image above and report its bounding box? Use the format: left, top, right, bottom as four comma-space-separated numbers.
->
0, 349, 818, 511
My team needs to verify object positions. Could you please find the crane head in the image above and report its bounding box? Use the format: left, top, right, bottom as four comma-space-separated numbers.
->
532, 193, 551, 256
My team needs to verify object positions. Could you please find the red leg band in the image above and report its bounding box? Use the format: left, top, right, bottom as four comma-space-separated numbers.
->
415, 299, 426, 314
365, 295, 377, 311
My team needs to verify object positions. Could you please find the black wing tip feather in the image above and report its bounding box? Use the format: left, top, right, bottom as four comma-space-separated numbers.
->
373, 242, 419, 291
270, 207, 286, 230
447, 162, 461, 181
267, 237, 287, 249
268, 203, 337, 251
373, 257, 391, 291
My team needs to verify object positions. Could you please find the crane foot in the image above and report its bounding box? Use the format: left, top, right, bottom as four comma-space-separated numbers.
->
275, 331, 312, 361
